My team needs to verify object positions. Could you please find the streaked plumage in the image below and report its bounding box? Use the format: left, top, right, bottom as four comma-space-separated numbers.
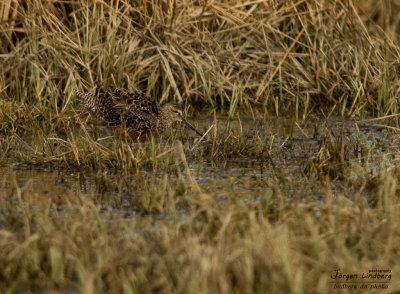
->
76, 86, 205, 141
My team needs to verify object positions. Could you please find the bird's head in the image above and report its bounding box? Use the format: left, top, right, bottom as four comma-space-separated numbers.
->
162, 103, 184, 123
161, 103, 206, 139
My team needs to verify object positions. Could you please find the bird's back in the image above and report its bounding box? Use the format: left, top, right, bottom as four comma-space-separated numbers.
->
76, 87, 160, 130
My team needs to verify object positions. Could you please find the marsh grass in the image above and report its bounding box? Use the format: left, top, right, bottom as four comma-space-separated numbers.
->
0, 0, 399, 169
1, 0, 399, 116
1, 0, 400, 293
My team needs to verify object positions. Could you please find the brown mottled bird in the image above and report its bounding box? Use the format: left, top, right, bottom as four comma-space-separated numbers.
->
76, 86, 205, 141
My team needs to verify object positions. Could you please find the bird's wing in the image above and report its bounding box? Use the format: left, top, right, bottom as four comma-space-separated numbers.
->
108, 88, 159, 116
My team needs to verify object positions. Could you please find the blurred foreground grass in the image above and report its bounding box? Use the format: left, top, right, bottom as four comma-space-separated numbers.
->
1, 161, 399, 293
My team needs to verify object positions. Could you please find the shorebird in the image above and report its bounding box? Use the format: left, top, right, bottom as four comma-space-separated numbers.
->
76, 86, 205, 141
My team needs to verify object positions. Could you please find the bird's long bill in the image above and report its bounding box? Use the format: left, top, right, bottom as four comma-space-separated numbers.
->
180, 116, 207, 140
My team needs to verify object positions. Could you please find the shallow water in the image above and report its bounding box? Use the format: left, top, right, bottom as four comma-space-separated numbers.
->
1, 116, 399, 216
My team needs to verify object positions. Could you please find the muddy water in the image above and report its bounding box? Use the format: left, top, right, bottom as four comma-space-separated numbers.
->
1, 117, 399, 215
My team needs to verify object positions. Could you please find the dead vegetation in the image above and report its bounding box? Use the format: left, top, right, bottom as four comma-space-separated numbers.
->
0, 0, 400, 293
0, 0, 399, 118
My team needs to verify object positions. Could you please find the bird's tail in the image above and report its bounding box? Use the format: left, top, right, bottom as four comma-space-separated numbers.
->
75, 90, 97, 113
